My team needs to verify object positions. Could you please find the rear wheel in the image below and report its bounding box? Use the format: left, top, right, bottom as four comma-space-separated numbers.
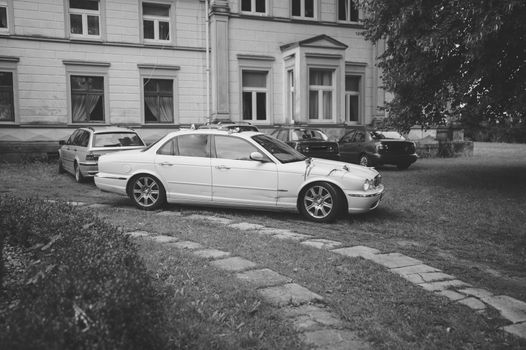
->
58, 159, 65, 174
299, 182, 342, 223
129, 175, 166, 210
74, 163, 85, 183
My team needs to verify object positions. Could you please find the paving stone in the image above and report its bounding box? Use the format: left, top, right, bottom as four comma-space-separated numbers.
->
419, 279, 471, 292
401, 272, 456, 284
228, 222, 265, 231
258, 283, 324, 307
236, 268, 291, 288
435, 290, 467, 302
390, 264, 441, 276
156, 211, 182, 217
457, 297, 487, 311
167, 241, 203, 250
187, 214, 232, 225
255, 228, 292, 236
192, 249, 231, 260
211, 257, 257, 272
367, 253, 422, 269
457, 288, 494, 300
125, 230, 151, 238
301, 239, 343, 250
502, 322, 526, 340
331, 246, 380, 258
301, 329, 370, 350
67, 201, 87, 206
281, 305, 344, 331
147, 235, 179, 243
480, 295, 526, 324
273, 232, 312, 241
86, 203, 113, 209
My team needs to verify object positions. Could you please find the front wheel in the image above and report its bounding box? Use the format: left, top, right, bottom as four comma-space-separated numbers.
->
299, 182, 342, 223
129, 175, 166, 210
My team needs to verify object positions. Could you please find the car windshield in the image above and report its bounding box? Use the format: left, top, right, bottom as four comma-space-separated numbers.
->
370, 131, 405, 140
93, 132, 145, 147
252, 134, 307, 164
291, 129, 328, 141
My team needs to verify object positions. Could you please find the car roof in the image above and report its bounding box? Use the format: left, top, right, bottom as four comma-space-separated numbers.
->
164, 128, 262, 139
80, 126, 139, 134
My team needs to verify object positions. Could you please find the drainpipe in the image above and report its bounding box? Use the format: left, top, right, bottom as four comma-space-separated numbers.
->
205, 0, 211, 123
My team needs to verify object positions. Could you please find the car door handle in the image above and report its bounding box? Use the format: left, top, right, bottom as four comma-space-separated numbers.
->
215, 165, 230, 170
160, 162, 174, 166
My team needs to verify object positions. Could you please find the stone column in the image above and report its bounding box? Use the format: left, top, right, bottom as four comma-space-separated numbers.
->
209, 0, 230, 121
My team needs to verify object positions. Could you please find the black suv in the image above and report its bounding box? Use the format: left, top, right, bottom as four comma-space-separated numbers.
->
270, 126, 340, 160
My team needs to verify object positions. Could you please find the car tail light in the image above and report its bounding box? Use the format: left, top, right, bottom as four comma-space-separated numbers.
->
86, 153, 100, 161
376, 143, 387, 152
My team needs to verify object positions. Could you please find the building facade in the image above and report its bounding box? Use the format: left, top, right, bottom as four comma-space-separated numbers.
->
0, 0, 386, 154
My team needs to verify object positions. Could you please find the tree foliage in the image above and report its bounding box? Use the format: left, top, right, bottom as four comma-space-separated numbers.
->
360, 0, 526, 132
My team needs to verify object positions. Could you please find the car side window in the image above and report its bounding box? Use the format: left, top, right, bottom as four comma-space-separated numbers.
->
214, 136, 267, 161
341, 130, 355, 143
78, 131, 90, 147
176, 134, 209, 157
67, 130, 80, 145
275, 130, 288, 142
353, 131, 365, 143
157, 138, 176, 155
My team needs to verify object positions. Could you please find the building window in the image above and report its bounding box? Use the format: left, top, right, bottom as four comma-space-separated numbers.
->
70, 75, 104, 123
309, 69, 334, 120
0, 1, 8, 32
287, 69, 295, 120
291, 0, 315, 19
142, 2, 170, 42
68, 0, 101, 38
345, 75, 360, 122
242, 71, 268, 121
144, 78, 174, 123
241, 0, 266, 14
0, 71, 14, 121
338, 0, 359, 22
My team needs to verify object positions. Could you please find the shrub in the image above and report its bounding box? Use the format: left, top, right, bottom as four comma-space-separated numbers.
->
0, 195, 166, 350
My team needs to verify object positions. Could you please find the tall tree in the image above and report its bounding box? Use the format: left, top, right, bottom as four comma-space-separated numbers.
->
360, 0, 526, 132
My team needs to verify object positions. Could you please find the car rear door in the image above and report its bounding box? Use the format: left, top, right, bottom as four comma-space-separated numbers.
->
211, 135, 278, 207
154, 134, 212, 203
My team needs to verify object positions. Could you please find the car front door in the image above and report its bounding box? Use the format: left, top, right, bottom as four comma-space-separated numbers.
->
211, 135, 278, 207
154, 134, 212, 203
339, 130, 359, 162
61, 130, 80, 173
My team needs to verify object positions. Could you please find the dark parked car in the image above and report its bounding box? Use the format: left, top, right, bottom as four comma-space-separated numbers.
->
270, 126, 340, 160
338, 126, 418, 169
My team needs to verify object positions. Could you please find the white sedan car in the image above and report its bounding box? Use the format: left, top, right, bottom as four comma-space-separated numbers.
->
95, 129, 384, 222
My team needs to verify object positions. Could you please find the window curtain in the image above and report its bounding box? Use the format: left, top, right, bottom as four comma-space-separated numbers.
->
72, 94, 100, 122
145, 96, 173, 122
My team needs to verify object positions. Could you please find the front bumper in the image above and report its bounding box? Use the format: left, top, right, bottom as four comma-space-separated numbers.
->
345, 185, 384, 214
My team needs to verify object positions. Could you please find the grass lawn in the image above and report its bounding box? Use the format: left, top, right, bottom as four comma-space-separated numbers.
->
1, 142, 525, 349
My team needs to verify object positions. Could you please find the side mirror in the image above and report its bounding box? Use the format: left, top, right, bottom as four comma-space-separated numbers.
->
250, 151, 265, 162
59, 140, 65, 145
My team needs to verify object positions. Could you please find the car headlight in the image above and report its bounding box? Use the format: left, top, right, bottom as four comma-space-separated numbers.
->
363, 179, 372, 191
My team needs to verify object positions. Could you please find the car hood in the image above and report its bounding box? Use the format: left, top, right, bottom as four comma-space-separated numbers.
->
280, 157, 379, 180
